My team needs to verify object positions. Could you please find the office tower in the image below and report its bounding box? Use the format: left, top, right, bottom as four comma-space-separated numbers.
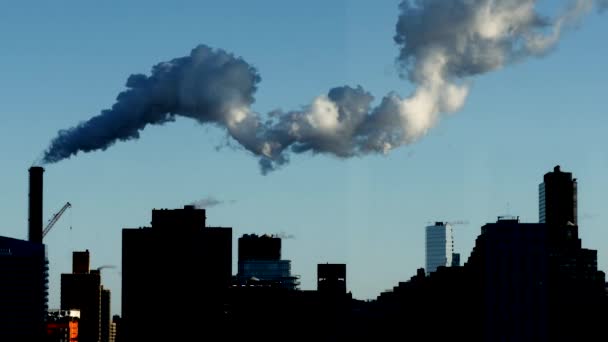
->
46, 309, 80, 342
61, 250, 101, 342
539, 165, 577, 226
121, 205, 232, 342
100, 287, 111, 342
425, 222, 453, 274
236, 234, 299, 289
0, 236, 48, 341
317, 263, 346, 295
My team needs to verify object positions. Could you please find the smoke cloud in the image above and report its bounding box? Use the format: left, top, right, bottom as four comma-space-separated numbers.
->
189, 196, 234, 209
42, 0, 604, 173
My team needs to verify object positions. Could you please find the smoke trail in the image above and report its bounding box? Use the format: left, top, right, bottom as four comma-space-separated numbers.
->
42, 0, 604, 173
189, 196, 235, 209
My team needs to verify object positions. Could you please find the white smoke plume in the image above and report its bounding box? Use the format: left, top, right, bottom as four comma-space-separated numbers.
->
41, 0, 604, 174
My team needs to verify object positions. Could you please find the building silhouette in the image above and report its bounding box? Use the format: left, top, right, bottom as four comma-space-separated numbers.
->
372, 166, 606, 341
0, 167, 49, 341
466, 215, 605, 341
539, 165, 577, 226
45, 309, 80, 342
110, 315, 120, 342
317, 263, 346, 295
0, 236, 49, 341
425, 221, 454, 274
236, 234, 299, 289
61, 250, 101, 342
121, 205, 232, 341
100, 287, 111, 342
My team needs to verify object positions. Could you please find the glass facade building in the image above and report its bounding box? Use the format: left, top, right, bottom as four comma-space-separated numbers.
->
425, 222, 453, 274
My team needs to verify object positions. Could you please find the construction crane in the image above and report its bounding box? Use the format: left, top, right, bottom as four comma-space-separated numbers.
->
42, 202, 72, 239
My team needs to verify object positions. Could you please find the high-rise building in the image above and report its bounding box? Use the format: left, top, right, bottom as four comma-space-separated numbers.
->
236, 234, 299, 289
425, 222, 454, 274
100, 287, 111, 342
121, 205, 232, 342
539, 165, 577, 226
0, 236, 48, 341
61, 250, 102, 342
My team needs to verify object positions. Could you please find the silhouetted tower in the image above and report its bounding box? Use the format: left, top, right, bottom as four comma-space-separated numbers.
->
317, 263, 346, 295
28, 166, 44, 244
121, 205, 232, 342
100, 287, 111, 342
61, 250, 102, 342
539, 165, 577, 226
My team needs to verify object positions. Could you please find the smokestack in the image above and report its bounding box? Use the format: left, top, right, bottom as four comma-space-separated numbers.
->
28, 166, 44, 244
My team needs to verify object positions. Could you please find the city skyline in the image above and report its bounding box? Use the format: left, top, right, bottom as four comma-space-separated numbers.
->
1, 0, 608, 318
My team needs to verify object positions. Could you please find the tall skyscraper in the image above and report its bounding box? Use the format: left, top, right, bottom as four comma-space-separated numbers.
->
425, 222, 454, 274
100, 287, 111, 342
121, 205, 232, 342
539, 165, 577, 226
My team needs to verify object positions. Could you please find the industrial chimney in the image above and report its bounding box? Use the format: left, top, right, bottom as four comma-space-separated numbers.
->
28, 166, 44, 244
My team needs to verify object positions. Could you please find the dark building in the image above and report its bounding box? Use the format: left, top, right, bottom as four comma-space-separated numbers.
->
451, 252, 460, 267
121, 205, 232, 342
73, 250, 91, 274
61, 250, 102, 342
238, 233, 281, 260
0, 236, 49, 341
539, 165, 577, 226
465, 216, 605, 341
236, 234, 299, 289
110, 315, 120, 342
369, 167, 606, 341
100, 287, 111, 342
45, 309, 80, 342
318, 263, 346, 295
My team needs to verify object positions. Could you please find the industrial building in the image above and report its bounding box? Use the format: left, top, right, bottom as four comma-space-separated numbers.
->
121, 205, 232, 342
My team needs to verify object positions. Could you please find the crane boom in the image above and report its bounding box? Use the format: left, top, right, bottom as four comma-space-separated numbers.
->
43, 202, 71, 238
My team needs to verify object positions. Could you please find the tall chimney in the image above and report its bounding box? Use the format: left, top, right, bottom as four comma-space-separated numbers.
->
28, 166, 44, 243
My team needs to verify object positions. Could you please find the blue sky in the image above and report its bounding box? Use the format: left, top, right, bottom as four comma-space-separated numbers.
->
1, 1, 607, 316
